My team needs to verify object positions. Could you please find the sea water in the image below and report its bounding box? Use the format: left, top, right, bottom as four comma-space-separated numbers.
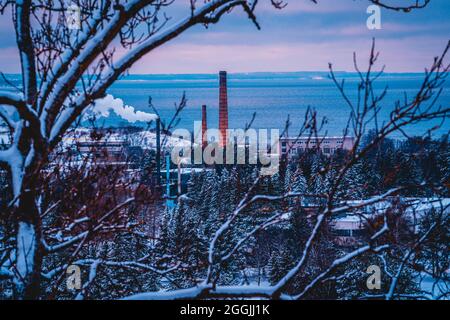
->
106, 72, 449, 138
1, 72, 448, 138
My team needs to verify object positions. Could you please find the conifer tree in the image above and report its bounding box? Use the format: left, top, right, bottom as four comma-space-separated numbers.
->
292, 169, 307, 194
269, 247, 293, 285
342, 162, 367, 199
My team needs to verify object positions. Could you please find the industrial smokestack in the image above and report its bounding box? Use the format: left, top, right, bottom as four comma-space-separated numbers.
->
218, 71, 228, 147
202, 105, 207, 150
156, 117, 161, 186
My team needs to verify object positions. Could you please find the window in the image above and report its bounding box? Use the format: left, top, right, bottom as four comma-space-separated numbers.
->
323, 147, 330, 154
334, 229, 352, 237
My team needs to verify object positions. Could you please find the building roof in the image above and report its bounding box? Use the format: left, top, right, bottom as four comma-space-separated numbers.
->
280, 136, 354, 140
61, 128, 194, 150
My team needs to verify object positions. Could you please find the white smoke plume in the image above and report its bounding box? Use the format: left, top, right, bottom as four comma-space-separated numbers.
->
89, 94, 157, 123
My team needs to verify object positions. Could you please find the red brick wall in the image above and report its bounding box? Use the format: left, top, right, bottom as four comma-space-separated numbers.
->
219, 71, 228, 147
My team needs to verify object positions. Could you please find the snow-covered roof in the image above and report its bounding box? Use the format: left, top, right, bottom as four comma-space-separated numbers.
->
60, 128, 194, 150
161, 168, 213, 174
343, 197, 450, 216
281, 136, 354, 140
333, 197, 450, 230
131, 130, 196, 149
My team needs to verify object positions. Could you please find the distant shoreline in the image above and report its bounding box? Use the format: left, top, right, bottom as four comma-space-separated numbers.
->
0, 71, 431, 77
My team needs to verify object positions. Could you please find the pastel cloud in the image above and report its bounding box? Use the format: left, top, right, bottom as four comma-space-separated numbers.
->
128, 36, 448, 73
0, 0, 448, 73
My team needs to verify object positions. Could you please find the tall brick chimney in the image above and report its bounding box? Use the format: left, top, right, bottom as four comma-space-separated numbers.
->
218, 71, 228, 147
201, 104, 207, 150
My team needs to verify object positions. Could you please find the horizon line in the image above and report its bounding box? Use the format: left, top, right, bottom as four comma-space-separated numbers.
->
1, 70, 431, 76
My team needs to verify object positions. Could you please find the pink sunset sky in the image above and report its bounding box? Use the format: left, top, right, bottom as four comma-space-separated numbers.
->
0, 0, 449, 73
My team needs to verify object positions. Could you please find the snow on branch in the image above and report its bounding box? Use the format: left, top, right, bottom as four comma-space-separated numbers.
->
42, 258, 181, 293
369, 0, 430, 12
385, 220, 440, 300
48, 0, 259, 145
288, 244, 390, 300
43, 197, 135, 253
0, 91, 25, 108
14, 0, 38, 106
270, 187, 402, 296
0, 91, 39, 123
121, 186, 405, 300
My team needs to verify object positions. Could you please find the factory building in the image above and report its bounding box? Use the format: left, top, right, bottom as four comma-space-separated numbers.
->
279, 136, 355, 158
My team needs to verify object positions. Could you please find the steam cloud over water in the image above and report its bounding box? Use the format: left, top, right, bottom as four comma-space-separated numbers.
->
90, 94, 157, 123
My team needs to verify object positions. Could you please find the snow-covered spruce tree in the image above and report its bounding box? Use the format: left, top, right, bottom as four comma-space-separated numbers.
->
0, 0, 284, 299
395, 153, 425, 196
283, 165, 293, 193
186, 169, 204, 205
437, 145, 450, 196
206, 169, 249, 285
268, 247, 293, 285
291, 169, 307, 195
157, 199, 205, 289
228, 167, 241, 206
341, 161, 367, 200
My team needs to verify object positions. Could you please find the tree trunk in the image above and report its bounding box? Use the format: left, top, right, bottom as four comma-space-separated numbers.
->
13, 188, 43, 300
